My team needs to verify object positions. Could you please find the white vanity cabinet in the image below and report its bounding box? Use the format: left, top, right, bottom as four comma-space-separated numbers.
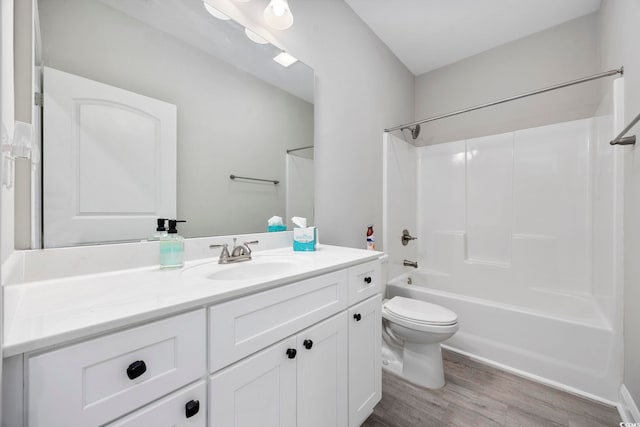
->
7, 254, 382, 427
209, 312, 348, 427
208, 260, 381, 427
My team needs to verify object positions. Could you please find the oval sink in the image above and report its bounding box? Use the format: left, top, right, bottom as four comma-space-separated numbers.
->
206, 260, 296, 281
182, 255, 312, 281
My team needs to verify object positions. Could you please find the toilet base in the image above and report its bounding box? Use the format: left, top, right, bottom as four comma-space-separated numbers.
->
403, 341, 445, 389
381, 340, 446, 389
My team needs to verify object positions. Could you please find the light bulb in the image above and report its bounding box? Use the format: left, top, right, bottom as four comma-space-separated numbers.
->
264, 0, 293, 30
273, 3, 285, 16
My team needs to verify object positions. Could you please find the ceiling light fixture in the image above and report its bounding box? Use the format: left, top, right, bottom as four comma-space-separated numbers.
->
264, 0, 293, 30
244, 28, 269, 45
203, 2, 230, 20
273, 52, 298, 67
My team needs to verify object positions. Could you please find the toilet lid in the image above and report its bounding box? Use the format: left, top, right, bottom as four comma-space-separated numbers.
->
384, 296, 457, 326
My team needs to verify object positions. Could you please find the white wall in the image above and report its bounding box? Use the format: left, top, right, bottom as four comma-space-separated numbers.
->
414, 13, 602, 146
205, 0, 415, 250
599, 0, 640, 415
38, 0, 313, 239
12, 0, 31, 250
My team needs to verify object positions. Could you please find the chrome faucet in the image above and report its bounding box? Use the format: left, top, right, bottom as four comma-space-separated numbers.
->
210, 238, 259, 264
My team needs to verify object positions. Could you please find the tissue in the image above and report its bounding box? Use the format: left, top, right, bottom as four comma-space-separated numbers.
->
267, 216, 286, 232
291, 216, 307, 228
292, 216, 316, 251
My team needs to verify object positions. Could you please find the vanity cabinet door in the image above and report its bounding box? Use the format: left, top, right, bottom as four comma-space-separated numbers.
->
297, 312, 348, 427
348, 295, 382, 427
209, 337, 297, 427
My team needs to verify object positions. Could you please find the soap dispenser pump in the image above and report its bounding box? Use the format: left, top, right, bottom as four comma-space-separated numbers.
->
150, 218, 168, 241
160, 220, 186, 269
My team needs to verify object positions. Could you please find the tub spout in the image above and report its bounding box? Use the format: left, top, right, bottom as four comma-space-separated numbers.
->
403, 259, 418, 268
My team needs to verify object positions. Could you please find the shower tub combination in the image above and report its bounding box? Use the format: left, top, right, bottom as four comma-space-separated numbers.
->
382, 78, 626, 403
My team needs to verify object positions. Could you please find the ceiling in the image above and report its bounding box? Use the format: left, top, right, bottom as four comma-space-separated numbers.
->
345, 0, 601, 76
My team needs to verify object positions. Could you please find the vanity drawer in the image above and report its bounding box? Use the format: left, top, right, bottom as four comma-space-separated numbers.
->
209, 269, 348, 372
28, 309, 206, 427
348, 260, 381, 305
106, 381, 206, 427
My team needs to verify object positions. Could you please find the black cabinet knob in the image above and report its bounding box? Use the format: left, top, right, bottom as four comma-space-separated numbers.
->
286, 348, 297, 359
354, 313, 362, 322
364, 276, 372, 284
303, 339, 313, 350
126, 360, 147, 380
185, 400, 200, 418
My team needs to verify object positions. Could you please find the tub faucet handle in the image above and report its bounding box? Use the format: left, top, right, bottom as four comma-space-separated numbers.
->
401, 229, 418, 246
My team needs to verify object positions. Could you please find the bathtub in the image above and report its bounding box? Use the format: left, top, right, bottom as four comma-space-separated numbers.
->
386, 270, 621, 402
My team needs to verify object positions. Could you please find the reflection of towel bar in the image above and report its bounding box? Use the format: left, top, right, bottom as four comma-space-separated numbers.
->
230, 174, 279, 185
610, 111, 639, 146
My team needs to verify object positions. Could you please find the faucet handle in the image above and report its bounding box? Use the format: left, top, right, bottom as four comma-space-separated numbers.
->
243, 240, 259, 254
210, 243, 231, 263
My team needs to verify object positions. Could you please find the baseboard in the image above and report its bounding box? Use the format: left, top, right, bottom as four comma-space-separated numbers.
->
619, 384, 640, 423
442, 345, 618, 407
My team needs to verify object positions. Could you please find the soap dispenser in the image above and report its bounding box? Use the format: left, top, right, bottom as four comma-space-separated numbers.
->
160, 220, 186, 269
150, 218, 168, 241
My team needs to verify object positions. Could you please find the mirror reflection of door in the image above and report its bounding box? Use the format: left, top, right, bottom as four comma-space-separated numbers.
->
43, 67, 177, 248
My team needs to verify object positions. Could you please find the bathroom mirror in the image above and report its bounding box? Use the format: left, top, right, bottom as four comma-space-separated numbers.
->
36, 0, 314, 247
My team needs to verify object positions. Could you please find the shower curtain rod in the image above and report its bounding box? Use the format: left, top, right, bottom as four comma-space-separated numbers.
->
385, 67, 624, 133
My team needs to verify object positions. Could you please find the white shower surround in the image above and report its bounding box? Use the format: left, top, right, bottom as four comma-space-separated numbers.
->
383, 79, 625, 402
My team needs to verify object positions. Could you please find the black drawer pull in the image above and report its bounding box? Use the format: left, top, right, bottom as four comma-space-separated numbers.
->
354, 313, 362, 322
185, 400, 200, 418
364, 276, 372, 284
126, 360, 147, 380
303, 339, 313, 350
286, 348, 297, 359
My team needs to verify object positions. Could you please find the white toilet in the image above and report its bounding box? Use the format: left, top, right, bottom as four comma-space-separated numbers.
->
381, 296, 458, 389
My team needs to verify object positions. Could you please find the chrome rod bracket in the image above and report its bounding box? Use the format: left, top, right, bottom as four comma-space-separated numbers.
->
610, 111, 640, 146
610, 135, 636, 146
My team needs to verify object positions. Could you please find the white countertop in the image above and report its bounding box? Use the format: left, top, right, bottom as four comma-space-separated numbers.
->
3, 245, 381, 357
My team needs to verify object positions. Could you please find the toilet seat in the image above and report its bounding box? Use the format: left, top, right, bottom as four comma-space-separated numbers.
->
382, 297, 458, 332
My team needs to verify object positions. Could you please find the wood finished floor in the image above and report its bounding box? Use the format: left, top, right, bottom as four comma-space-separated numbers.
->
362, 350, 621, 427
